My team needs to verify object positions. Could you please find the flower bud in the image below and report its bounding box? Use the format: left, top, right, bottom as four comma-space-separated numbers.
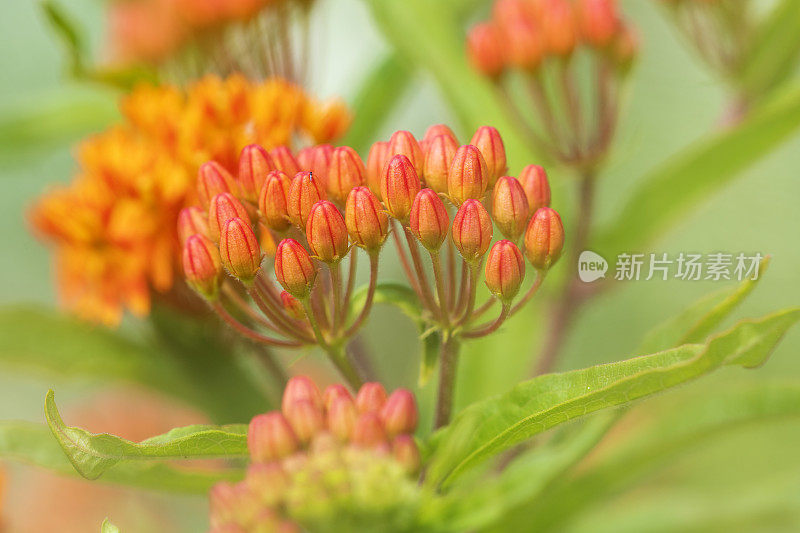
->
381, 154, 421, 221
423, 124, 458, 145
282, 376, 324, 414
269, 146, 300, 177
387, 130, 423, 171
306, 201, 349, 264
258, 222, 277, 258
323, 384, 353, 411
467, 23, 505, 78
506, 20, 545, 70
485, 239, 526, 302
525, 207, 565, 270
198, 161, 236, 209
422, 134, 458, 194
491, 176, 530, 241
409, 189, 449, 252
287, 171, 326, 228
303, 144, 333, 189
345, 186, 389, 252
274, 238, 317, 298
380, 389, 418, 437
366, 141, 389, 199
182, 234, 221, 299
258, 170, 292, 232
518, 164, 551, 212
542, 0, 578, 56
238, 144, 274, 202
220, 218, 262, 283
280, 291, 305, 320
248, 412, 298, 462
210, 482, 256, 527
327, 146, 366, 204
578, 0, 619, 47
470, 126, 507, 187
284, 399, 324, 444
327, 395, 358, 441
178, 206, 209, 245
392, 435, 421, 473
209, 192, 250, 243
351, 412, 387, 448
452, 199, 493, 263
355, 382, 388, 413
612, 24, 638, 74
448, 145, 489, 205
245, 463, 288, 506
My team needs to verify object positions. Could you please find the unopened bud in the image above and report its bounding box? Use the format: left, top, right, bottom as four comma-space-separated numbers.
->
178, 206, 209, 245
366, 141, 389, 199
306, 201, 349, 264
274, 238, 317, 298
322, 384, 353, 411
387, 130, 423, 171
238, 144, 274, 202
248, 412, 298, 462
182, 234, 221, 299
392, 435, 421, 474
280, 291, 305, 320
542, 0, 578, 56
269, 146, 300, 177
282, 375, 323, 414
258, 222, 277, 258
258, 170, 292, 232
422, 134, 459, 194
352, 412, 387, 448
287, 171, 326, 228
470, 126, 507, 186
578, 0, 619, 47
327, 395, 358, 441
452, 199, 493, 263
525, 207, 564, 270
345, 186, 388, 252
485, 239, 526, 302
302, 144, 333, 189
380, 389, 418, 437
467, 23, 505, 79
381, 154, 421, 221
448, 145, 489, 205
355, 382, 388, 413
492, 176, 530, 241
423, 124, 458, 145
209, 192, 250, 243
284, 399, 324, 444
518, 164, 551, 212
198, 161, 236, 209
327, 146, 366, 204
506, 20, 545, 70
410, 189, 450, 252
245, 463, 288, 506
220, 218, 262, 283
612, 24, 638, 74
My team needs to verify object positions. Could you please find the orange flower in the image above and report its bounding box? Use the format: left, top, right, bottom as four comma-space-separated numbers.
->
30, 75, 349, 325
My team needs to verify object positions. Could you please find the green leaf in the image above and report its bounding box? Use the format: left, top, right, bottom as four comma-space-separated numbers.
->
637, 256, 770, 353
41, 0, 86, 76
426, 307, 800, 487
101, 518, 120, 533
45, 390, 247, 480
597, 83, 800, 255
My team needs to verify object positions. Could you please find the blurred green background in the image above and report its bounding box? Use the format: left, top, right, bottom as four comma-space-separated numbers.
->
1, 0, 798, 531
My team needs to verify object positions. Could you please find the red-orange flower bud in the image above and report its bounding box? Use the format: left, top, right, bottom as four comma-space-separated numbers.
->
351, 412, 387, 448
274, 238, 317, 298
448, 145, 489, 205
578, 0, 619, 47
485, 239, 526, 302
467, 23, 505, 78
269, 146, 300, 177
518, 164, 551, 212
410, 189, 450, 252
220, 218, 262, 283
302, 144, 333, 189
327, 395, 358, 441
387, 130, 423, 171
345, 186, 389, 252
322, 384, 353, 411
248, 412, 298, 463
258, 170, 292, 232
366, 141, 389, 199
392, 435, 421, 473
355, 382, 388, 413
542, 0, 578, 56
491, 176, 530, 241
197, 161, 236, 209
423, 124, 458, 145
178, 206, 209, 245
506, 20, 545, 70
280, 291, 305, 320
209, 192, 250, 243
238, 144, 274, 202
327, 146, 366, 204
381, 154, 421, 221
452, 199, 493, 263
470, 126, 507, 186
287, 171, 326, 228
282, 375, 323, 414
422, 134, 459, 194
380, 389, 418, 437
182, 234, 221, 299
284, 399, 324, 444
525, 207, 565, 270
306, 200, 349, 264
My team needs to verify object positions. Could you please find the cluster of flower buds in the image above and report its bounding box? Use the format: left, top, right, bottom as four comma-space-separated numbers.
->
467, 0, 638, 168
208, 377, 421, 532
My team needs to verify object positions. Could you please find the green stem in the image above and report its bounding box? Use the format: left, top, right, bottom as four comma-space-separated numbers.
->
434, 336, 462, 429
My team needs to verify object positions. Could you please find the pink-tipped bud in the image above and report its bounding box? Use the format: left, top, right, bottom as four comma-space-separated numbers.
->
248, 412, 298, 462
542, 0, 578, 56
392, 435, 421, 473
258, 170, 292, 232
491, 176, 530, 241
327, 146, 366, 204
422, 134, 459, 194
366, 141, 389, 199
518, 164, 551, 212
485, 239, 526, 302
282, 376, 323, 414
452, 199, 493, 263
284, 399, 324, 444
409, 189, 450, 252
470, 126, 507, 186
323, 384, 354, 411
345, 186, 389, 252
269, 146, 300, 177
327, 395, 358, 441
306, 200, 349, 264
448, 145, 490, 205
178, 206, 209, 245
351, 412, 387, 448
208, 192, 250, 243
198, 161, 236, 209
182, 234, 222, 299
423, 124, 458, 145
578, 0, 619, 47
220, 218, 262, 283
287, 171, 326, 228
525, 207, 565, 270
387, 130, 423, 171
280, 291, 305, 320
274, 238, 317, 298
380, 389, 418, 437
467, 23, 505, 78
381, 154, 421, 221
356, 382, 388, 413
238, 144, 274, 202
